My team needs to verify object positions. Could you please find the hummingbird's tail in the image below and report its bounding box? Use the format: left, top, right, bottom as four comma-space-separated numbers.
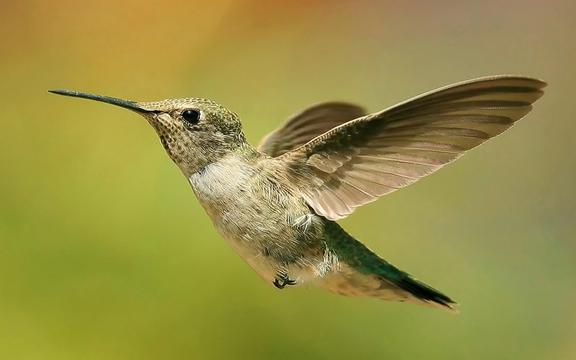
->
390, 272, 457, 311
320, 221, 458, 312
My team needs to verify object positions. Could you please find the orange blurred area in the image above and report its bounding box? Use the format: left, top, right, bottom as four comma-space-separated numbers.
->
1, 1, 575, 359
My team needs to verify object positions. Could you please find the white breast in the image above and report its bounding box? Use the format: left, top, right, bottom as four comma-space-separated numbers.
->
188, 156, 253, 202
188, 156, 276, 275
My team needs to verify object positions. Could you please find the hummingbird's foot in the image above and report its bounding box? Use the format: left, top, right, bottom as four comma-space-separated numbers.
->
273, 273, 297, 289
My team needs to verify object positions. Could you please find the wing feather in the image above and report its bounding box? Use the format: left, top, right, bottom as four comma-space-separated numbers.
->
258, 102, 366, 157
276, 76, 546, 220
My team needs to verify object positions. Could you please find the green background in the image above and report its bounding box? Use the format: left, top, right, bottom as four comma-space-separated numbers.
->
1, 1, 575, 359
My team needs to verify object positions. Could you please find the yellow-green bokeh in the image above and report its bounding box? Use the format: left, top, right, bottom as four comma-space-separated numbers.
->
1, 1, 575, 359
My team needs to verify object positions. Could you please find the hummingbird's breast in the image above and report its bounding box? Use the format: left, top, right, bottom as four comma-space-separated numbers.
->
187, 154, 332, 283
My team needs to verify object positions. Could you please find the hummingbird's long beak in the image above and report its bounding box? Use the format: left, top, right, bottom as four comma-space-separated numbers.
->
49, 89, 152, 113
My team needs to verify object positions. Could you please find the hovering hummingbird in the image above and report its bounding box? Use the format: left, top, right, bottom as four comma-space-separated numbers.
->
50, 75, 545, 312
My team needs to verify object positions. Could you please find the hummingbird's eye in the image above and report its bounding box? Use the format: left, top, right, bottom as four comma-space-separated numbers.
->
181, 109, 201, 125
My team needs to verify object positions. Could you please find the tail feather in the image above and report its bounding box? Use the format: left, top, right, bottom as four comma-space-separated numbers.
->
322, 221, 458, 312
394, 276, 458, 312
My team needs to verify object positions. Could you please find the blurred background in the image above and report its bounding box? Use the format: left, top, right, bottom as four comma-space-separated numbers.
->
1, 0, 575, 359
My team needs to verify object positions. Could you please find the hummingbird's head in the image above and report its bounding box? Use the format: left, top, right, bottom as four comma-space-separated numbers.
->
49, 90, 247, 176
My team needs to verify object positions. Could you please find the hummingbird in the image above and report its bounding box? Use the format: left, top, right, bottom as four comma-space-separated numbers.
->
50, 75, 545, 312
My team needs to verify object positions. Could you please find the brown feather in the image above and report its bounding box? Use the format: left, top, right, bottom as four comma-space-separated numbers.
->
276, 75, 546, 220
258, 102, 366, 157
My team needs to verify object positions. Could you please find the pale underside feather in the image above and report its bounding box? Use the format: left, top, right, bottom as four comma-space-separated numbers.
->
319, 263, 458, 312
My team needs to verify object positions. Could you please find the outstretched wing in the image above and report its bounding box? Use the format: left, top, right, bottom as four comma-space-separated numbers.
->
276, 76, 546, 220
258, 102, 366, 157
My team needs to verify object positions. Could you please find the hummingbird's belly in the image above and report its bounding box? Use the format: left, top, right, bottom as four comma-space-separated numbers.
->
204, 196, 326, 284
188, 157, 331, 285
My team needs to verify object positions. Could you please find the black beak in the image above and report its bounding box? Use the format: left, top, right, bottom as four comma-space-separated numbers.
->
49, 89, 152, 113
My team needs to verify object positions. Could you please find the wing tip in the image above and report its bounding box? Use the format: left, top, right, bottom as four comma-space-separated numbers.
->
469, 74, 548, 89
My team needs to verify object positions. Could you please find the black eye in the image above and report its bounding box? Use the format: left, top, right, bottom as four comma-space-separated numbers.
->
181, 109, 201, 125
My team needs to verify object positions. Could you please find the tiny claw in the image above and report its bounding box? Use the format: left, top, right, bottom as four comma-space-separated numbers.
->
273, 278, 286, 289
273, 273, 297, 289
